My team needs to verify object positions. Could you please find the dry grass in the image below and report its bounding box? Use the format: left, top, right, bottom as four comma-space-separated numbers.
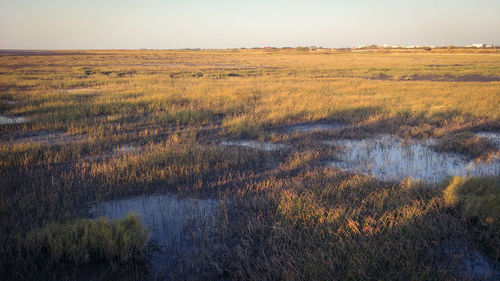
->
1, 48, 499, 280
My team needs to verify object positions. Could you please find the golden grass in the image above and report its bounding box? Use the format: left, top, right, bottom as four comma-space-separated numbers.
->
1, 48, 499, 280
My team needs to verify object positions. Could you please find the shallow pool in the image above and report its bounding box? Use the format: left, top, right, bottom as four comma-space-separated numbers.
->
325, 134, 500, 182
0, 116, 28, 124
90, 194, 218, 276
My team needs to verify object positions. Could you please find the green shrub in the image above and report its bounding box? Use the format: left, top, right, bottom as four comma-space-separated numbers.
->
19, 213, 150, 266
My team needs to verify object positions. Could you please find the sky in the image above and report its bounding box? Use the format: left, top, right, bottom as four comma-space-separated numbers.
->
1, 0, 499, 49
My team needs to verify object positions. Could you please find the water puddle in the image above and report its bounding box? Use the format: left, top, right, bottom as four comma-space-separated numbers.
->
444, 246, 499, 280
113, 144, 140, 153
325, 134, 500, 182
2, 131, 87, 145
477, 131, 500, 148
220, 140, 285, 151
82, 144, 142, 161
90, 194, 218, 276
281, 122, 346, 133
0, 116, 28, 124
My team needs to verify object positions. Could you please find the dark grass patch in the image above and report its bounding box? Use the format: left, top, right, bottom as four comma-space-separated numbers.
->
433, 132, 497, 159
367, 74, 500, 82
213, 169, 496, 280
444, 176, 500, 262
3, 214, 149, 280
403, 74, 500, 82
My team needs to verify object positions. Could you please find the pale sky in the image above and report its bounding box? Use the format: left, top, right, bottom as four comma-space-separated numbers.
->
1, 0, 499, 49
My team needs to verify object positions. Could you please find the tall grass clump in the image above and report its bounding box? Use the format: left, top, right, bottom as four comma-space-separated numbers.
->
2, 214, 150, 280
18, 214, 149, 266
443, 176, 500, 261
434, 132, 497, 159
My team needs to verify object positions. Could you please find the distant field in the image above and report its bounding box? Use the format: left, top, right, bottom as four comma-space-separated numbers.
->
1, 48, 499, 280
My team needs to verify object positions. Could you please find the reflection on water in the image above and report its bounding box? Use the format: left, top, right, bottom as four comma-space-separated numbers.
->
220, 140, 285, 151
3, 131, 87, 145
281, 122, 345, 133
90, 194, 218, 276
325, 134, 500, 182
0, 116, 28, 124
445, 246, 500, 280
477, 131, 500, 148
113, 144, 140, 153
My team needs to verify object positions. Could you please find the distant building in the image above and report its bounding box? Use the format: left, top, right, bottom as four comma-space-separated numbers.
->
467, 43, 493, 48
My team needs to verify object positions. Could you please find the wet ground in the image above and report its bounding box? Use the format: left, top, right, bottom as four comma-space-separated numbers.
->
6, 118, 500, 278
217, 126, 500, 183
90, 194, 218, 276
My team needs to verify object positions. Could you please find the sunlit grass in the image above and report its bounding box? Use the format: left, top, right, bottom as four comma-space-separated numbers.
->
1, 48, 499, 280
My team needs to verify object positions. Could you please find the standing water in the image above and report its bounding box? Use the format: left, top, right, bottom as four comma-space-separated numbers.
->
0, 116, 28, 124
477, 131, 500, 148
325, 134, 500, 182
281, 122, 346, 133
220, 140, 285, 151
90, 194, 218, 277
444, 245, 500, 280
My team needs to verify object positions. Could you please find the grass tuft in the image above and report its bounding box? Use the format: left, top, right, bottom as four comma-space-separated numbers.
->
18, 213, 150, 267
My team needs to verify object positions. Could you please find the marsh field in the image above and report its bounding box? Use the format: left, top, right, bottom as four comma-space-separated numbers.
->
1, 48, 499, 280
